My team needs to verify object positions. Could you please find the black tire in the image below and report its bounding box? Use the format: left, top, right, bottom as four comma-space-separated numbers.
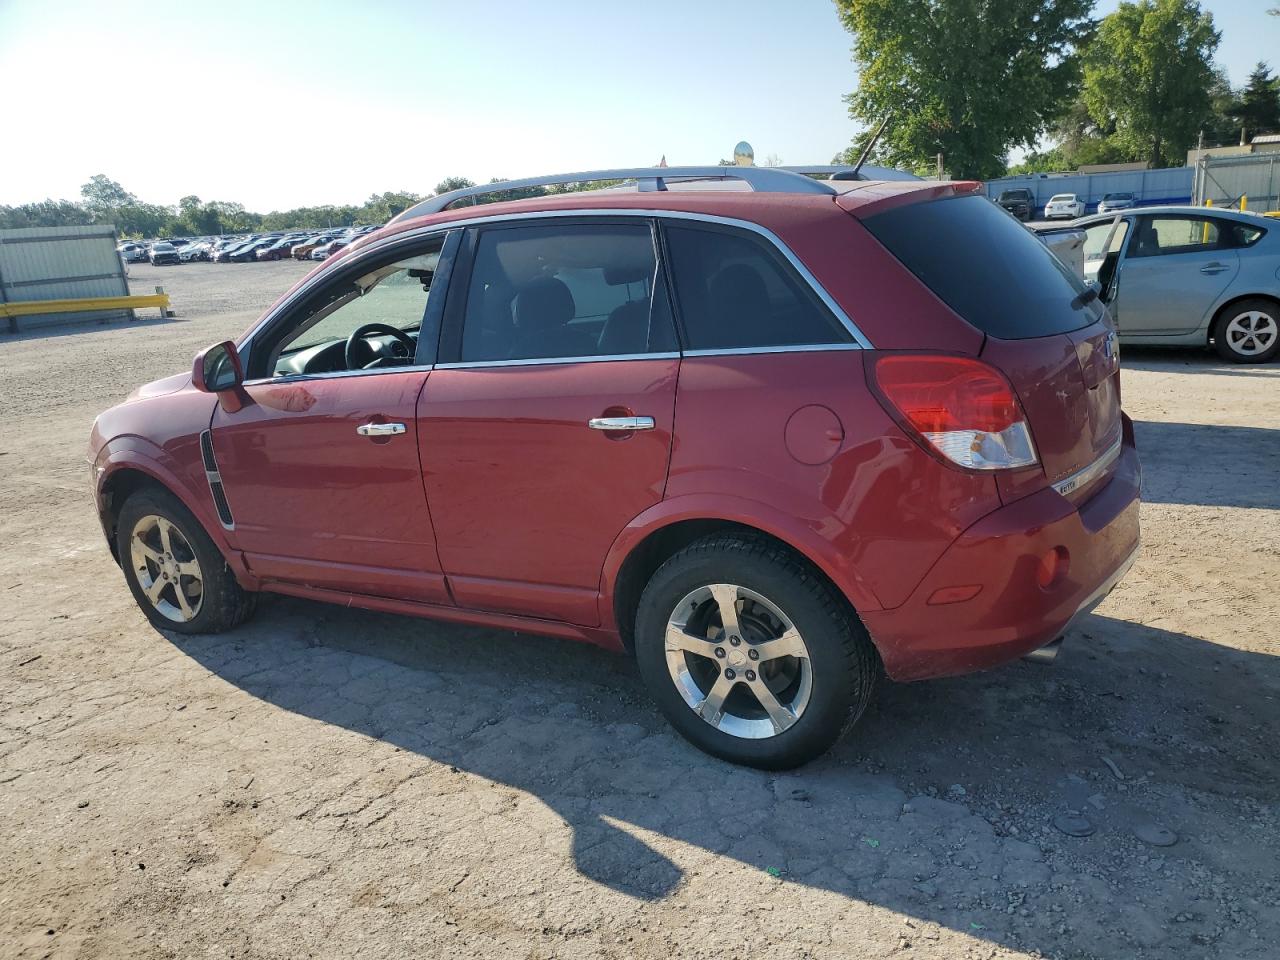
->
634, 534, 879, 769
115, 487, 256, 634
1212, 298, 1280, 364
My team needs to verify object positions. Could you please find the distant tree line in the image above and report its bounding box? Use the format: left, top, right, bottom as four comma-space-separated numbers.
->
834, 0, 1280, 179
0, 174, 626, 237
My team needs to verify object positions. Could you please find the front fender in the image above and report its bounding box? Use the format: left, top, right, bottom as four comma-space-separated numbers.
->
597, 492, 885, 632
93, 437, 255, 587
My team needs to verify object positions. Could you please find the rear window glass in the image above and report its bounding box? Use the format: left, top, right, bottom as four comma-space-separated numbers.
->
863, 195, 1099, 340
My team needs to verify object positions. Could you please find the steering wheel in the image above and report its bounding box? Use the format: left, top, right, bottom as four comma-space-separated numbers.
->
344, 322, 416, 370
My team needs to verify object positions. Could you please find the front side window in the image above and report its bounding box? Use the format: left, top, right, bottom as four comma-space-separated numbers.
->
1083, 219, 1131, 262
662, 224, 853, 350
265, 237, 446, 376
458, 222, 675, 363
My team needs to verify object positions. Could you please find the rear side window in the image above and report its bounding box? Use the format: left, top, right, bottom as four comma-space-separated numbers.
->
459, 222, 676, 362
863, 194, 1097, 340
662, 224, 853, 350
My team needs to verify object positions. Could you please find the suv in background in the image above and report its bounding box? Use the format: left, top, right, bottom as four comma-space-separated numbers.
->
148, 241, 179, 265
90, 166, 1140, 768
996, 187, 1035, 221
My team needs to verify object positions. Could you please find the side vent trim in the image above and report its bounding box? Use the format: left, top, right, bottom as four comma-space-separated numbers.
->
199, 430, 235, 530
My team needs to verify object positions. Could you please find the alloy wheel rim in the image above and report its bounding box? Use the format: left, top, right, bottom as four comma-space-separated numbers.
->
130, 514, 203, 623
1225, 311, 1277, 356
664, 583, 812, 739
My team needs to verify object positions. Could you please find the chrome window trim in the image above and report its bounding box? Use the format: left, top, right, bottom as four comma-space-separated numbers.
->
1052, 437, 1123, 497
236, 209, 873, 363
434, 352, 679, 371
682, 343, 863, 358
243, 363, 435, 388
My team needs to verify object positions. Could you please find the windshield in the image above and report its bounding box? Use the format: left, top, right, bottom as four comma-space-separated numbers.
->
1050, 195, 1074, 202
1103, 193, 1132, 201
999, 191, 1030, 201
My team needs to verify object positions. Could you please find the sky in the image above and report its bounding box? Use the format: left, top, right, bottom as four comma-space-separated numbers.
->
0, 0, 1277, 211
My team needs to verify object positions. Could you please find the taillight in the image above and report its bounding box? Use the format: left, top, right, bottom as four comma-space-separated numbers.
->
872, 355, 1038, 471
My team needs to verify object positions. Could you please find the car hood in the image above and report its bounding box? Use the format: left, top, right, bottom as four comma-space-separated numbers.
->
127, 370, 191, 402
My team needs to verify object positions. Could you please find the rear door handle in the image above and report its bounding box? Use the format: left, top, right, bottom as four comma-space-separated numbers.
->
1200, 262, 1228, 275
356, 422, 406, 437
588, 416, 655, 431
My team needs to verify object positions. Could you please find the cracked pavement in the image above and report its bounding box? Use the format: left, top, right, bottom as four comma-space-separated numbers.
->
1, 261, 1278, 959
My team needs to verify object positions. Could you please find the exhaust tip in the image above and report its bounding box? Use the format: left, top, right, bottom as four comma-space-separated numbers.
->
1023, 636, 1063, 665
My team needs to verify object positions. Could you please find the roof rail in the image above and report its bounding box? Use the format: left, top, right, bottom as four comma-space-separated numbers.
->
390, 166, 840, 224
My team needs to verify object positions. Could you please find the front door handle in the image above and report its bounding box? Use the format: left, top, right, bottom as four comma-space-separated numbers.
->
357, 422, 406, 437
1200, 262, 1228, 275
588, 416, 655, 432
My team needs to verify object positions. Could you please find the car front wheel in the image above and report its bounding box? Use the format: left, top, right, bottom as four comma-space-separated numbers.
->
1214, 298, 1280, 363
116, 487, 256, 634
634, 534, 879, 769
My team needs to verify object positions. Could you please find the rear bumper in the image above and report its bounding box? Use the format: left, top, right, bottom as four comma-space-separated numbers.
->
862, 427, 1141, 681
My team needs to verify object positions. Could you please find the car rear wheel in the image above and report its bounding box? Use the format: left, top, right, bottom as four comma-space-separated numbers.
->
116, 488, 256, 634
634, 534, 879, 769
1214, 298, 1280, 363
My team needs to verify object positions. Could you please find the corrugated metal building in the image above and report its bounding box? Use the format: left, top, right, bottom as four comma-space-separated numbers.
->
0, 224, 130, 333
1192, 153, 1280, 213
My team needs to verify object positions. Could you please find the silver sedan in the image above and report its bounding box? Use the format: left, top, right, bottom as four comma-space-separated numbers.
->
1075, 206, 1280, 363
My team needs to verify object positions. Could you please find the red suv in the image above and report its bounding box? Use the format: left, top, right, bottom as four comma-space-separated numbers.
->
89, 167, 1140, 768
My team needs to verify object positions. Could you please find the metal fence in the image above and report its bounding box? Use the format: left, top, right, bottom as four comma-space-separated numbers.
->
984, 167, 1194, 217
1192, 154, 1280, 213
0, 224, 130, 333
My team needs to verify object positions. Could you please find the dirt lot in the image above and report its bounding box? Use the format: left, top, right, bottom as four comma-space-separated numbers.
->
1, 261, 1278, 960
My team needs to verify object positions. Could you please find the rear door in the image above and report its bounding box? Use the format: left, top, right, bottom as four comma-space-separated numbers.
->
862, 194, 1121, 503
1113, 213, 1240, 335
417, 218, 680, 626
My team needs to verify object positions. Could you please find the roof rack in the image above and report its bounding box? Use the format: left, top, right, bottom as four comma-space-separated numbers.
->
390, 165, 847, 224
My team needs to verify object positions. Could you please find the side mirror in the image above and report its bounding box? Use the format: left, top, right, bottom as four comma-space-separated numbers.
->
192, 341, 244, 393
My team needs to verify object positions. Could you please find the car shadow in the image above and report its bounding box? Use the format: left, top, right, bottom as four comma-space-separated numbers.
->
1133, 419, 1280, 509
167, 598, 1280, 957
1121, 346, 1280, 377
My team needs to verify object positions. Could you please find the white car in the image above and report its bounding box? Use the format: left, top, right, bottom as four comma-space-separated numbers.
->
1045, 193, 1086, 220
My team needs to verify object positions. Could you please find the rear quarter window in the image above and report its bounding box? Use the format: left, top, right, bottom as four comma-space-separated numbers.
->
662, 223, 853, 350
863, 194, 1099, 340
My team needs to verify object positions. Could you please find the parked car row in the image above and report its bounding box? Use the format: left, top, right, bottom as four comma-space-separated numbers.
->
116, 225, 383, 267
995, 189, 1140, 221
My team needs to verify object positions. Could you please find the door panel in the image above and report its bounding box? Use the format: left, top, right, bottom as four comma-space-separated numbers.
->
1114, 216, 1239, 335
212, 371, 449, 604
417, 359, 678, 625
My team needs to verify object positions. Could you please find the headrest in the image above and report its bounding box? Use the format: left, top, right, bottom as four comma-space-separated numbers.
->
604, 263, 652, 285
515, 277, 575, 331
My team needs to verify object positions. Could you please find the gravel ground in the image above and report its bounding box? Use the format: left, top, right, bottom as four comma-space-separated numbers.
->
1, 261, 1278, 960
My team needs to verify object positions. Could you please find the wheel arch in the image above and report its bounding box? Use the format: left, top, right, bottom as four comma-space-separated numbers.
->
1208, 292, 1280, 344
602, 496, 883, 652
96, 451, 252, 586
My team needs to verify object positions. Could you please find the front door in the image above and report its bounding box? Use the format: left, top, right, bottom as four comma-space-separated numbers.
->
418, 219, 680, 626
1113, 214, 1240, 335
212, 234, 454, 604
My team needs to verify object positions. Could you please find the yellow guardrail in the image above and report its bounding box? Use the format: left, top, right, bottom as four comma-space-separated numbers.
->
0, 292, 170, 319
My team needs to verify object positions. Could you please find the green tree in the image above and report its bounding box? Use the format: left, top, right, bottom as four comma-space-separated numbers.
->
1082, 0, 1220, 168
434, 176, 476, 195
834, 0, 1095, 179
80, 174, 136, 210
1233, 62, 1280, 141
0, 199, 91, 229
